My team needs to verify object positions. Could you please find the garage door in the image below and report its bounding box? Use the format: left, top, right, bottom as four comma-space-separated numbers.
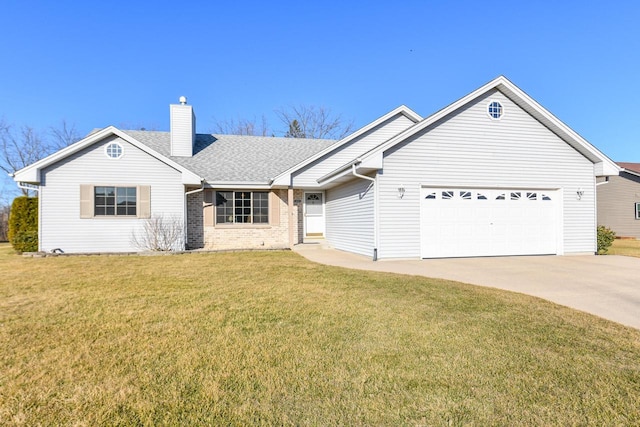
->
420, 188, 559, 258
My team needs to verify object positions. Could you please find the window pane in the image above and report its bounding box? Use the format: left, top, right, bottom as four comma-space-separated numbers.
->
94, 186, 137, 216
253, 192, 269, 223
216, 191, 232, 223
234, 192, 251, 223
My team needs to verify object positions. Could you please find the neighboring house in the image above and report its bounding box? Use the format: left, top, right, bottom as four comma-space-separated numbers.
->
597, 162, 640, 238
12, 76, 619, 258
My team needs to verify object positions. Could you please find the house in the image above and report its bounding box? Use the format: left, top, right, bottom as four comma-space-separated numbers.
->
597, 162, 640, 238
12, 77, 619, 258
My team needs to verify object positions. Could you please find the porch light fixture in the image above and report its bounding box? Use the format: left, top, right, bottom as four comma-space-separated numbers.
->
398, 185, 405, 199
576, 188, 584, 200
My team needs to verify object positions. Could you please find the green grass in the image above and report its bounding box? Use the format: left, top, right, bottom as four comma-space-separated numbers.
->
609, 238, 640, 257
1, 243, 639, 426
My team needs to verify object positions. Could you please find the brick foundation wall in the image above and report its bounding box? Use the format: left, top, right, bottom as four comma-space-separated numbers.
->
294, 189, 304, 243
186, 188, 307, 250
186, 189, 204, 249
186, 188, 304, 251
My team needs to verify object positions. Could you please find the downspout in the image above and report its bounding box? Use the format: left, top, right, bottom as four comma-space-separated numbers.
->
594, 177, 609, 254
351, 162, 379, 261
184, 182, 205, 250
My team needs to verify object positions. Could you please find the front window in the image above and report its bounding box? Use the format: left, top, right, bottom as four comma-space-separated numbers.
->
95, 186, 137, 216
216, 191, 269, 224
636, 203, 640, 220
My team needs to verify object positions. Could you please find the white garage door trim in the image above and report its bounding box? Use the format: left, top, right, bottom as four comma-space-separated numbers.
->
420, 187, 561, 258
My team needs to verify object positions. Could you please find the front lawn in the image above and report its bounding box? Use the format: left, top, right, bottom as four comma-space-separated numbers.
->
609, 238, 640, 257
1, 243, 639, 425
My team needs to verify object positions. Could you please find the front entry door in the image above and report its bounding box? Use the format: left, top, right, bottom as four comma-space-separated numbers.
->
304, 192, 325, 237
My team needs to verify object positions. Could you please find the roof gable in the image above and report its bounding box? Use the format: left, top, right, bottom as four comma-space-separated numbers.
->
356, 76, 620, 177
271, 105, 422, 186
12, 126, 202, 185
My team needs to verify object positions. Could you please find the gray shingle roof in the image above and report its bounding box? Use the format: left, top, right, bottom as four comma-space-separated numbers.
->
122, 130, 335, 184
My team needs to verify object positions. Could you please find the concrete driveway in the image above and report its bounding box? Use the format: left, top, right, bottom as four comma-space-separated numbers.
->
293, 244, 640, 330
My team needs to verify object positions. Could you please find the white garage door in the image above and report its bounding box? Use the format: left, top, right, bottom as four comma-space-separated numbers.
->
420, 188, 559, 258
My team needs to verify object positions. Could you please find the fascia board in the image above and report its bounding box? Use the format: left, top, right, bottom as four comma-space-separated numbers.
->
359, 76, 621, 176
316, 153, 383, 185
204, 182, 272, 190
620, 168, 640, 178
12, 126, 204, 185
112, 129, 203, 184
271, 105, 422, 184
271, 174, 291, 187
356, 80, 507, 166
495, 77, 620, 176
13, 126, 118, 183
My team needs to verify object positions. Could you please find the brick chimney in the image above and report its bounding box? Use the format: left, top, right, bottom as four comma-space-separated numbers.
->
170, 96, 196, 157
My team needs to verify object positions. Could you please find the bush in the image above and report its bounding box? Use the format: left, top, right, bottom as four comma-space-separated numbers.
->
131, 214, 184, 251
597, 225, 616, 254
8, 197, 38, 252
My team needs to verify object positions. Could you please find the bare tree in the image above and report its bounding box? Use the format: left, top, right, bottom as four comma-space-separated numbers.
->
276, 105, 354, 139
212, 105, 354, 139
212, 115, 271, 136
0, 118, 81, 196
49, 120, 81, 150
0, 192, 9, 242
131, 214, 185, 251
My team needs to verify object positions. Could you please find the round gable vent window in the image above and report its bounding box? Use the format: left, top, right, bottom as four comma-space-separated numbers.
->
105, 142, 124, 159
488, 101, 503, 119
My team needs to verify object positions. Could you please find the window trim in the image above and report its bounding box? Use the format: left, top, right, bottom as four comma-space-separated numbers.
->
94, 186, 137, 217
80, 184, 151, 219
215, 190, 270, 225
487, 100, 504, 120
636, 202, 640, 220
104, 142, 124, 159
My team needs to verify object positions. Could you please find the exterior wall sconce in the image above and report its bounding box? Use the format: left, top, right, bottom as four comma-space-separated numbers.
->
577, 188, 584, 200
398, 185, 405, 199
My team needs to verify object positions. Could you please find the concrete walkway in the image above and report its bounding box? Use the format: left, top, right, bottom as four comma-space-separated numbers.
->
293, 244, 640, 330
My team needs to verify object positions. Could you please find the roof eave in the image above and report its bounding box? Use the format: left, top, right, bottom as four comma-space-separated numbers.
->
12, 126, 204, 185
359, 76, 620, 176
271, 105, 422, 185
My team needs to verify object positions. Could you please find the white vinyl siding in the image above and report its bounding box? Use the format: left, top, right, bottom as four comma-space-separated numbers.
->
325, 176, 375, 257
378, 89, 594, 258
39, 135, 185, 253
292, 113, 415, 188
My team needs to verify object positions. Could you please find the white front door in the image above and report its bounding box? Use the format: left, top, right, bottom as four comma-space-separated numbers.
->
304, 192, 325, 236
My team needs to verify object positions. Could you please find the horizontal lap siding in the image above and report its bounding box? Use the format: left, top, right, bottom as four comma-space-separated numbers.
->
379, 89, 595, 258
40, 136, 184, 253
326, 178, 374, 257
597, 173, 640, 238
292, 114, 415, 187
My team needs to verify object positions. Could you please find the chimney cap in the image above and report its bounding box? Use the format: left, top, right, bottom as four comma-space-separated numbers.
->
179, 96, 187, 105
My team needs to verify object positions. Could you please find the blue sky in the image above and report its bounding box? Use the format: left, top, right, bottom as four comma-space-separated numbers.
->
1, 1, 639, 197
